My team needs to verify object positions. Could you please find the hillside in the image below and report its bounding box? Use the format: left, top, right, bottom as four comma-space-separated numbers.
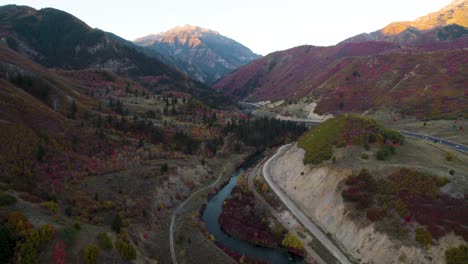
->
0, 5, 231, 108
343, 0, 468, 44
0, 32, 251, 264
214, 38, 468, 118
134, 25, 260, 84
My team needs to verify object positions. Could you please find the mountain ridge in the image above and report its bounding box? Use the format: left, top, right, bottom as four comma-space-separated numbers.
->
342, 0, 468, 43
134, 25, 261, 84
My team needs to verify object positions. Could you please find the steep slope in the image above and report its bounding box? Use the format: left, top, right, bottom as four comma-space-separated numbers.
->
214, 39, 468, 118
343, 0, 468, 43
0, 5, 231, 108
134, 25, 261, 84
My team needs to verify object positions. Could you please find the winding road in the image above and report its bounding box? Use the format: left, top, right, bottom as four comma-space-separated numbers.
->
170, 167, 226, 264
263, 144, 352, 264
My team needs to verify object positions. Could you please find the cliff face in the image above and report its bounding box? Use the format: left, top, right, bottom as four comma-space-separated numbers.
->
268, 144, 465, 264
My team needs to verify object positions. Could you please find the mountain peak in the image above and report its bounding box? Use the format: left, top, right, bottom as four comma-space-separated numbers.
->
134, 26, 260, 84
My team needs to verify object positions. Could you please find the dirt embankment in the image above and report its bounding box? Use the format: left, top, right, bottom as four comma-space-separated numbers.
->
268, 144, 466, 264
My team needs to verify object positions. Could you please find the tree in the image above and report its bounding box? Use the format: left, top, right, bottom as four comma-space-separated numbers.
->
160, 163, 168, 174
83, 244, 99, 264
112, 214, 123, 233
54, 241, 65, 264
97, 233, 112, 250
0, 226, 15, 263
68, 101, 77, 119
115, 239, 136, 261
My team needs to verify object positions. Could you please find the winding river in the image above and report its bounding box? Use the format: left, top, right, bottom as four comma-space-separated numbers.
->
202, 154, 304, 264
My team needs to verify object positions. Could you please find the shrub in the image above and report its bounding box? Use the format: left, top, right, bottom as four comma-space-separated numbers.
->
60, 227, 77, 247
281, 232, 303, 251
115, 237, 136, 261
0, 193, 17, 206
449, 169, 455, 175
83, 244, 99, 264
97, 233, 112, 250
445, 245, 468, 264
41, 201, 59, 214
16, 225, 56, 264
73, 222, 81, 231
415, 227, 432, 248
54, 241, 65, 264
394, 199, 410, 218
376, 145, 395, 160
16, 240, 39, 264
6, 211, 32, 236
367, 207, 386, 222
361, 153, 369, 159
445, 152, 454, 161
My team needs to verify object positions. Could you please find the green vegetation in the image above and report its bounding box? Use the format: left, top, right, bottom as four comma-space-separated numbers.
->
60, 226, 77, 247
83, 244, 99, 264
0, 226, 15, 262
115, 231, 137, 261
445, 245, 468, 264
376, 145, 395, 160
41, 200, 59, 214
112, 214, 123, 233
281, 231, 303, 251
15, 225, 56, 264
0, 192, 17, 206
224, 117, 307, 148
298, 115, 403, 164
160, 163, 169, 174
6, 211, 33, 236
415, 227, 432, 248
97, 232, 112, 250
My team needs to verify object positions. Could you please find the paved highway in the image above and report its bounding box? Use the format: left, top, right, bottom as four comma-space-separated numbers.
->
399, 130, 467, 153
278, 117, 467, 154
263, 144, 352, 264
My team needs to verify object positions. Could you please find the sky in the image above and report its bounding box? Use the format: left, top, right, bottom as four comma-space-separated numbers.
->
2, 0, 452, 55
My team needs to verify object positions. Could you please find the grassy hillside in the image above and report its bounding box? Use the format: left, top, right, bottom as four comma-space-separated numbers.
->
297, 115, 403, 164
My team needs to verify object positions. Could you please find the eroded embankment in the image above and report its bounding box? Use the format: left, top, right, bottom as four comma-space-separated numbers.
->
269, 144, 465, 264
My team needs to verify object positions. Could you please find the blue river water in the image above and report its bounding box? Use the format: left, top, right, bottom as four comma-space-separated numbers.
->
202, 154, 304, 263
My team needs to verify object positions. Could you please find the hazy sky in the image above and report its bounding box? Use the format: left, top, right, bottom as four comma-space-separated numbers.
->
2, 0, 452, 55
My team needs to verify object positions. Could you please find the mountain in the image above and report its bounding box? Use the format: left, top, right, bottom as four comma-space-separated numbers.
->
214, 38, 468, 119
0, 5, 231, 108
343, 0, 468, 43
134, 25, 261, 84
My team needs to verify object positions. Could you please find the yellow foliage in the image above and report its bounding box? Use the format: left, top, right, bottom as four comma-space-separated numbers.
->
281, 231, 303, 250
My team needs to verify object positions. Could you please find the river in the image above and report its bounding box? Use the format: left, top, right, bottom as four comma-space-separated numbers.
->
202, 154, 304, 264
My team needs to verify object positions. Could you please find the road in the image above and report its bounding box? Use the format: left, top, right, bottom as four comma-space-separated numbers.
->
246, 160, 328, 264
263, 144, 352, 264
170, 167, 226, 264
399, 130, 468, 153
279, 117, 467, 154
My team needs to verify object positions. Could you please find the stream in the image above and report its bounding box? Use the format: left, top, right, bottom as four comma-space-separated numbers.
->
202, 154, 304, 263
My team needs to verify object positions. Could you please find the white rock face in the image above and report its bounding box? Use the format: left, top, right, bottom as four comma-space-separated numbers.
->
269, 144, 465, 264
305, 102, 333, 120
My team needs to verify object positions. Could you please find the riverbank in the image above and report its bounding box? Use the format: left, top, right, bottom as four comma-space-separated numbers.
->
219, 185, 282, 249
169, 152, 248, 264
